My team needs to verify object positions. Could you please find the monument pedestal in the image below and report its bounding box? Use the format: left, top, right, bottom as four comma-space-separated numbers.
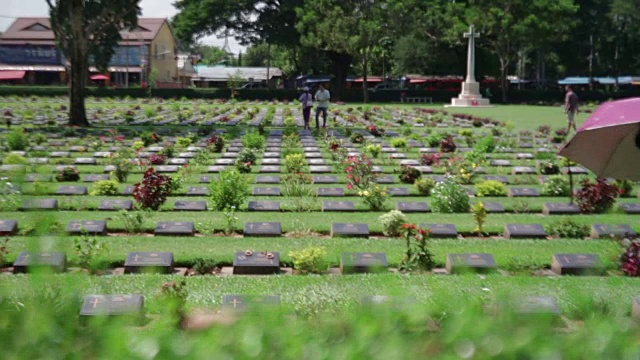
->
446, 81, 492, 108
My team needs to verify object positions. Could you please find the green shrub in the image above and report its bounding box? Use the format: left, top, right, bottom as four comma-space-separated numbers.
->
426, 132, 446, 147
284, 153, 306, 173
546, 218, 589, 238
414, 178, 435, 195
193, 258, 216, 274
55, 167, 80, 182
378, 210, 407, 237
132, 141, 145, 151
2, 153, 28, 165
542, 175, 570, 196
473, 136, 496, 153
176, 137, 192, 148
474, 180, 507, 197
237, 148, 257, 164
32, 133, 47, 145
349, 132, 365, 144
242, 131, 265, 150
288, 246, 327, 274
90, 180, 119, 196
117, 210, 147, 234
141, 132, 162, 146
5, 129, 28, 151
431, 177, 470, 213
390, 137, 407, 148
209, 169, 249, 211
615, 179, 634, 197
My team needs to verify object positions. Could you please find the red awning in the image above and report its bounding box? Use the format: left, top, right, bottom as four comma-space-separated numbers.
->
0, 70, 26, 80
353, 77, 383, 82
90, 74, 110, 81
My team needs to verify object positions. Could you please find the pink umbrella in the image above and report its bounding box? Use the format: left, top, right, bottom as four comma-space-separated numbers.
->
559, 97, 640, 180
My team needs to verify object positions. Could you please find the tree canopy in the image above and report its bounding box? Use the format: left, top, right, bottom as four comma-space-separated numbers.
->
173, 0, 640, 99
47, 0, 140, 126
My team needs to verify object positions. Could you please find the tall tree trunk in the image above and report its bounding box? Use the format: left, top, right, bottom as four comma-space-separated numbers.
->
500, 58, 508, 103
69, 59, 89, 127
68, 0, 90, 127
362, 47, 369, 104
326, 51, 353, 101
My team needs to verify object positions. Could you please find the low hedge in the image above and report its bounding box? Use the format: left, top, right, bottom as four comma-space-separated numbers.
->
0, 85, 638, 103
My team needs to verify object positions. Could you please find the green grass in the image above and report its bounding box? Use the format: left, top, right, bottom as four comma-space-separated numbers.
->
0, 273, 636, 318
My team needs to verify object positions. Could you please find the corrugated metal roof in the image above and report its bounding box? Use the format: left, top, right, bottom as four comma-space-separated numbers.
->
194, 66, 282, 81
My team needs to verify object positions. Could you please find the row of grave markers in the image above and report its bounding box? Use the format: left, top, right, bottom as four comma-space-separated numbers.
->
10, 250, 607, 276
0, 220, 635, 239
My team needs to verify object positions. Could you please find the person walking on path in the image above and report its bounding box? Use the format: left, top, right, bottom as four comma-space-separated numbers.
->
564, 85, 579, 133
314, 84, 331, 129
299, 86, 313, 130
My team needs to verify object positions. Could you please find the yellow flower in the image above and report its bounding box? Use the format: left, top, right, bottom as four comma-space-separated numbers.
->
358, 191, 363, 196
363, 191, 371, 197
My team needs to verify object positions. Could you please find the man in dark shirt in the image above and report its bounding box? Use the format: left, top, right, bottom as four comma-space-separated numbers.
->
564, 85, 579, 132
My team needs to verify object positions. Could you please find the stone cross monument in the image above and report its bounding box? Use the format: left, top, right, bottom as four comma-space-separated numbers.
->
448, 25, 491, 107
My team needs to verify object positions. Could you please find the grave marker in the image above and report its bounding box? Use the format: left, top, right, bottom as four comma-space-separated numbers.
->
590, 224, 635, 239
446, 253, 497, 274
248, 201, 280, 211
221, 295, 280, 312
322, 201, 355, 212
174, 201, 207, 211
419, 224, 458, 238
233, 251, 280, 275
154, 222, 194, 236
0, 220, 17, 235
243, 222, 282, 237
396, 202, 430, 213
56, 185, 88, 195
551, 254, 604, 275
13, 251, 66, 273
504, 224, 547, 239
66, 220, 107, 235
331, 223, 369, 238
124, 252, 174, 274
508, 188, 540, 197
80, 295, 144, 321
255, 175, 281, 184
317, 188, 344, 197
341, 252, 388, 274
542, 203, 580, 215
312, 175, 337, 184
21, 199, 58, 210
98, 200, 133, 211
253, 187, 281, 196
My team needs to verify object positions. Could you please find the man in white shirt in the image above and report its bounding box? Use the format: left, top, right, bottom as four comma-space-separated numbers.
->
314, 84, 330, 129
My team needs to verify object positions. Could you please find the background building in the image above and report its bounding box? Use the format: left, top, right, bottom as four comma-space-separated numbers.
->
0, 17, 180, 87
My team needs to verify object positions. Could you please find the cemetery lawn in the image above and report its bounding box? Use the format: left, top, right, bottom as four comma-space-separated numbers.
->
0, 273, 636, 318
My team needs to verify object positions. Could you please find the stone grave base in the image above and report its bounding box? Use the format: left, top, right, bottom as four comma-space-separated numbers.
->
110, 267, 188, 276
219, 267, 293, 276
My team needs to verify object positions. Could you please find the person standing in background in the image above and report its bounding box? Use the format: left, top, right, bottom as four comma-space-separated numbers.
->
299, 86, 313, 130
314, 83, 331, 129
564, 85, 579, 133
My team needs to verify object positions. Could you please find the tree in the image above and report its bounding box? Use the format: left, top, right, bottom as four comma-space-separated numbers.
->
296, 0, 387, 102
460, 0, 576, 102
193, 44, 229, 65
46, 0, 140, 127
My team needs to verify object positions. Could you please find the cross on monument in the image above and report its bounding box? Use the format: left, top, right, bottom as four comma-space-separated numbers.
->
463, 25, 480, 83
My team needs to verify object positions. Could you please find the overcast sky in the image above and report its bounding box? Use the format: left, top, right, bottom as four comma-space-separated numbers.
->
0, 0, 245, 53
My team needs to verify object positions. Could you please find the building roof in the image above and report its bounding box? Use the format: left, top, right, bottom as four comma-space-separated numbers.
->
558, 76, 640, 85
0, 17, 168, 44
194, 66, 283, 81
